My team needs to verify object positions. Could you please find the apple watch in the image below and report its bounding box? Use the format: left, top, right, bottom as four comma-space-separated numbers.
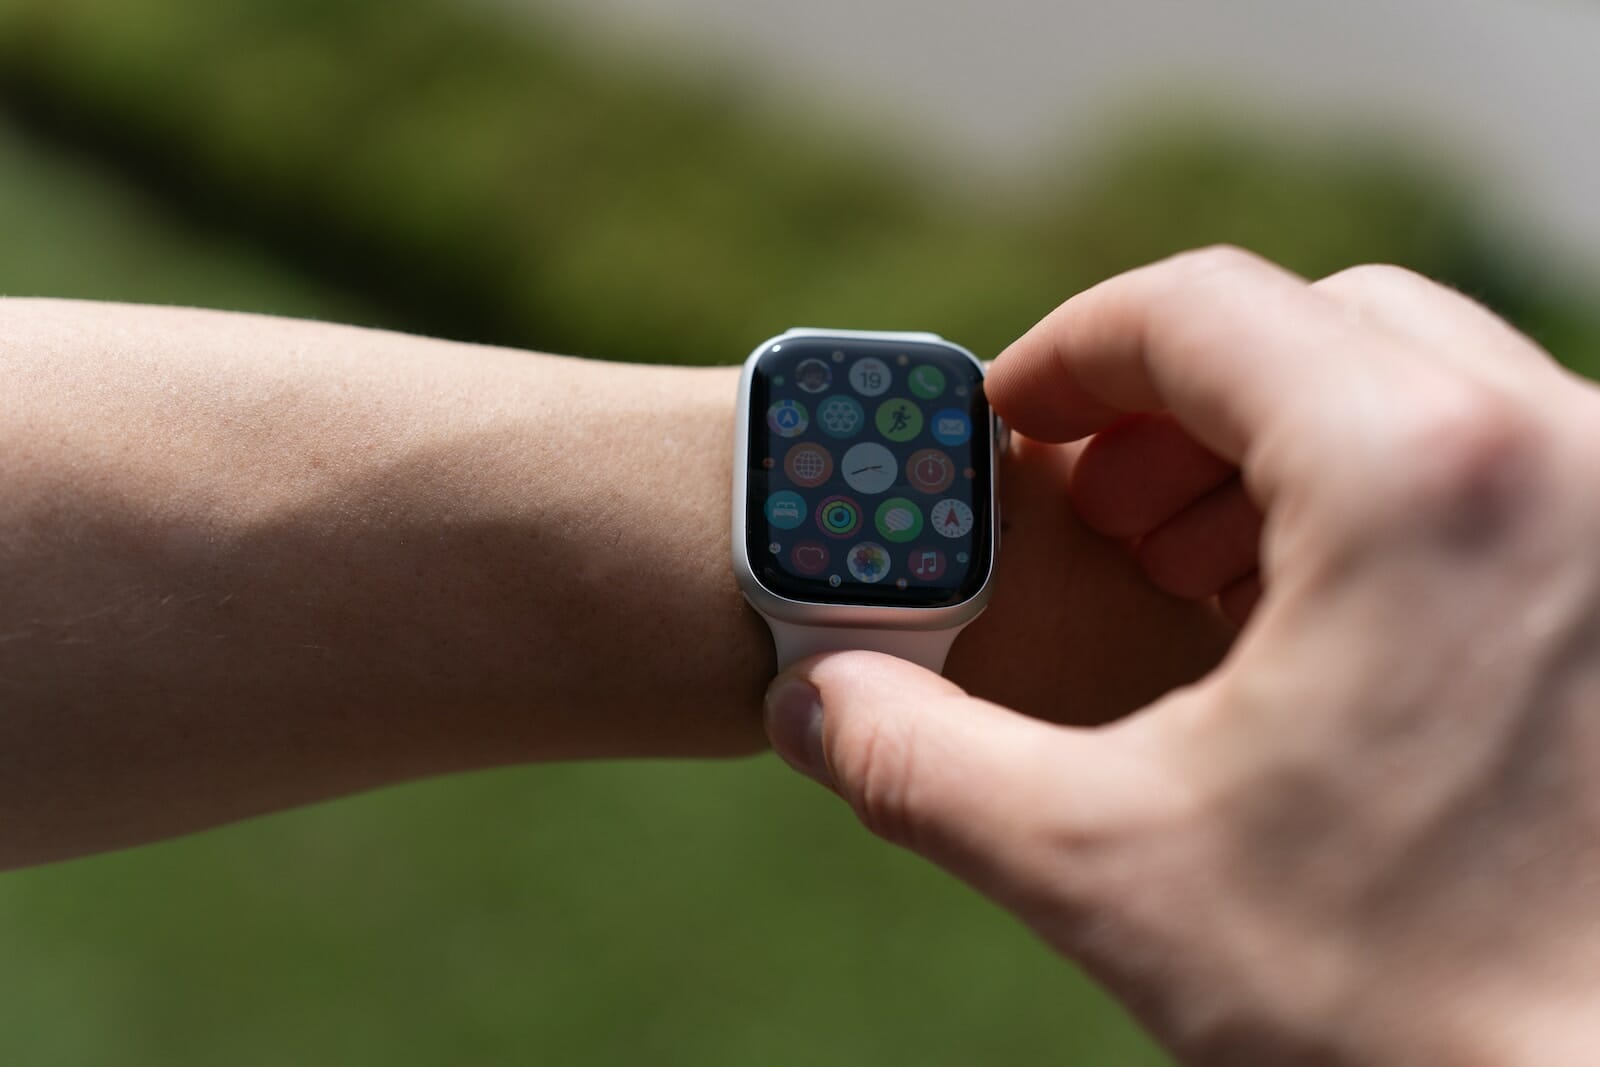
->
732, 328, 1001, 673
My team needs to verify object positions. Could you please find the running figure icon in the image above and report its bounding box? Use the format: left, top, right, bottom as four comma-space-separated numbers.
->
875, 399, 923, 442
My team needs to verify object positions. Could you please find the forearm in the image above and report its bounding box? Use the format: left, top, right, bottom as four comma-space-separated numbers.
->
0, 299, 769, 865
0, 299, 1228, 868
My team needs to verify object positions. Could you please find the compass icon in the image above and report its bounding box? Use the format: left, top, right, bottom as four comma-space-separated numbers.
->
930, 498, 974, 538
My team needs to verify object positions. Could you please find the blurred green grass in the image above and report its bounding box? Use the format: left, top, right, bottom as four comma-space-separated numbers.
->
1, 759, 1167, 1065
0, 1, 1596, 1065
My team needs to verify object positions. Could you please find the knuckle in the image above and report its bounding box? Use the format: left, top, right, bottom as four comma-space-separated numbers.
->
1168, 243, 1269, 282
1319, 262, 1426, 294
1146, 245, 1281, 353
1358, 386, 1548, 541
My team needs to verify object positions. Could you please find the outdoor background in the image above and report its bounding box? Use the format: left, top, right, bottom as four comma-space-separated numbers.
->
0, 2, 1595, 1064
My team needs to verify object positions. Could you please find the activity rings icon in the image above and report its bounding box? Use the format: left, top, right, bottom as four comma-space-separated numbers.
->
815, 495, 863, 539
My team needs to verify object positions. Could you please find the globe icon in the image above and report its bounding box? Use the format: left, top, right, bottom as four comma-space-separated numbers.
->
784, 443, 834, 486
793, 450, 827, 481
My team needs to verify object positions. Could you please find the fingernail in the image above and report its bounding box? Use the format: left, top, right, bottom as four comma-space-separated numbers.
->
763, 676, 830, 786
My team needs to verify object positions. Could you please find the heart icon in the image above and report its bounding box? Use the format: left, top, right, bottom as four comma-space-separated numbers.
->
790, 542, 830, 575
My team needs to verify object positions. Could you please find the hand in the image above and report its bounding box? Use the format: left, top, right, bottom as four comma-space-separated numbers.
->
764, 249, 1600, 1063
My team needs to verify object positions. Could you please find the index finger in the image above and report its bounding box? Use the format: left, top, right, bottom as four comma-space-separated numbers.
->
987, 246, 1368, 463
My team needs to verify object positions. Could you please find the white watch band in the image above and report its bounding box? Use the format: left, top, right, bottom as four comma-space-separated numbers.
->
768, 619, 961, 673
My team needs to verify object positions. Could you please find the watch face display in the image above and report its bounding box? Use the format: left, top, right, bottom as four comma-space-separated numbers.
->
745, 337, 994, 608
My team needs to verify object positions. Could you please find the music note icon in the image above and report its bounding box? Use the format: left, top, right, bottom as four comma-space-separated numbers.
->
909, 548, 945, 581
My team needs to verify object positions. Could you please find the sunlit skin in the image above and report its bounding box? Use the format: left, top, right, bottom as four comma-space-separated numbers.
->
0, 297, 1225, 870
767, 248, 1600, 1064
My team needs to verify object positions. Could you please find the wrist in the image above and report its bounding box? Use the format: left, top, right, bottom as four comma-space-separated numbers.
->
360, 357, 772, 762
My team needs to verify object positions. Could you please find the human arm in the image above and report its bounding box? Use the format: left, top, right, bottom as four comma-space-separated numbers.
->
0, 298, 1227, 869
766, 250, 1600, 1063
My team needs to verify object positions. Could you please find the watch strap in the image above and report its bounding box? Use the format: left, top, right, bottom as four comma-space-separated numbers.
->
767, 619, 961, 674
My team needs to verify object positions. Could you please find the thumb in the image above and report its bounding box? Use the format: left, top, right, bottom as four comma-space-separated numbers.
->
765, 650, 1152, 907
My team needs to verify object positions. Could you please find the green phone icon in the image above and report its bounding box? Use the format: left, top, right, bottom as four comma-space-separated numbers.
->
908, 365, 945, 400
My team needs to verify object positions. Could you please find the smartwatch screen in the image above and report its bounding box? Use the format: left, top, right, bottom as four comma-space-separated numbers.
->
745, 337, 993, 608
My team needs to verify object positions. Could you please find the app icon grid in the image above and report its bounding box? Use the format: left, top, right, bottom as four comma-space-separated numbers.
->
753, 344, 988, 601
